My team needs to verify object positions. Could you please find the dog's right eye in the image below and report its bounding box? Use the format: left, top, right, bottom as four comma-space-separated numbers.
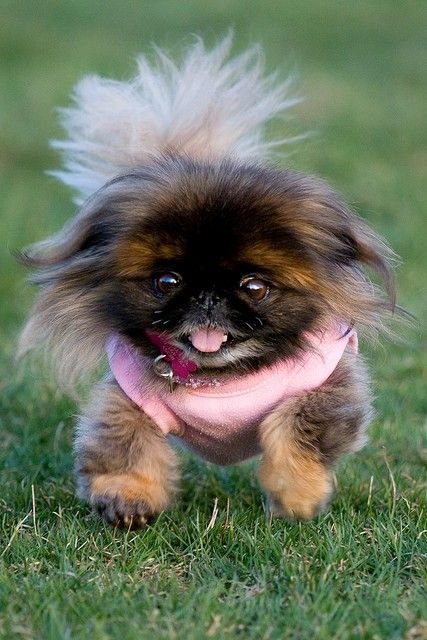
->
154, 272, 183, 295
239, 275, 269, 302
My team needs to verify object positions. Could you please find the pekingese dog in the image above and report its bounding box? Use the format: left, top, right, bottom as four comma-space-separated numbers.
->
19, 37, 397, 528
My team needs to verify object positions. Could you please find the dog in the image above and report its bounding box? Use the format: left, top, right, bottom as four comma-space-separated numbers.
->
19, 37, 397, 528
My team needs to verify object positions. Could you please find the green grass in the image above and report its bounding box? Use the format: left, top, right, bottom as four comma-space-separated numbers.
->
1, 1, 426, 638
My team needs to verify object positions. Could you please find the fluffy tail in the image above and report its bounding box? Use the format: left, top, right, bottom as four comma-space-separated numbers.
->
50, 35, 298, 203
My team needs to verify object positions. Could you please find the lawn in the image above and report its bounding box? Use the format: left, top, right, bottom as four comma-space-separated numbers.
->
0, 1, 426, 638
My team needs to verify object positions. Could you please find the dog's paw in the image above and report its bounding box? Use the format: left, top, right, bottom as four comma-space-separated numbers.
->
260, 457, 333, 521
92, 492, 156, 529
267, 482, 332, 521
86, 472, 169, 529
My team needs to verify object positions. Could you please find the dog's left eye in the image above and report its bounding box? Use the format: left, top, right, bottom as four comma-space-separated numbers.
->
154, 272, 183, 295
239, 276, 269, 301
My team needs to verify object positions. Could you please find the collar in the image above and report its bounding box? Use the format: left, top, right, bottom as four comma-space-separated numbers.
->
145, 329, 198, 379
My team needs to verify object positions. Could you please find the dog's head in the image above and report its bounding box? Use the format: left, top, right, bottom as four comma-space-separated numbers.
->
20, 156, 395, 386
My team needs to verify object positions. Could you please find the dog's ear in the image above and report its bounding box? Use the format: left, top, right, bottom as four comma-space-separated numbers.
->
279, 177, 398, 329
295, 185, 397, 314
17, 192, 117, 270
15, 181, 135, 387
344, 216, 396, 311
15, 173, 150, 288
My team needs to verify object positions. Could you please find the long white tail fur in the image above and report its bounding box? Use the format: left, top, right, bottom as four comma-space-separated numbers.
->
51, 35, 298, 203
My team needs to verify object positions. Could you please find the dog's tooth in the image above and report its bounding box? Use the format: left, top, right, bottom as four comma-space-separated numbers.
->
222, 334, 228, 343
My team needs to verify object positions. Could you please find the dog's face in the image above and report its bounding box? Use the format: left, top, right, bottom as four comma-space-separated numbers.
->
105, 161, 328, 374
22, 156, 394, 384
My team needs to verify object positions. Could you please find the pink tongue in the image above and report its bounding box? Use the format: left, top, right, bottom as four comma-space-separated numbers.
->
190, 328, 225, 353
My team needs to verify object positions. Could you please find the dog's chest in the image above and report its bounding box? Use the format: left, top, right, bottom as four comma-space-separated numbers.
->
107, 326, 357, 465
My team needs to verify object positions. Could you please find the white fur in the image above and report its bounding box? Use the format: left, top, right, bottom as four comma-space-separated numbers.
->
50, 35, 299, 203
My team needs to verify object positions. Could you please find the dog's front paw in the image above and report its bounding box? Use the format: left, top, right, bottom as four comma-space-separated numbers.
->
83, 471, 171, 529
92, 492, 156, 529
260, 458, 333, 521
267, 480, 333, 521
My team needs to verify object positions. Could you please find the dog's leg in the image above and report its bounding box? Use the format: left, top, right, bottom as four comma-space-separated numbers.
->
258, 353, 372, 520
74, 380, 179, 528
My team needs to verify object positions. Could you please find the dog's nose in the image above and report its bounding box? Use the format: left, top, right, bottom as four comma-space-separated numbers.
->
197, 291, 220, 311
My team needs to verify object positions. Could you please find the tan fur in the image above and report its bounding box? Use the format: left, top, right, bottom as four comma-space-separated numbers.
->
259, 354, 372, 519
259, 420, 333, 520
89, 473, 172, 527
115, 237, 185, 279
239, 243, 319, 289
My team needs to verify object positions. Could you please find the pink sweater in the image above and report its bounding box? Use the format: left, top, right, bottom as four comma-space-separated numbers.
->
107, 327, 357, 465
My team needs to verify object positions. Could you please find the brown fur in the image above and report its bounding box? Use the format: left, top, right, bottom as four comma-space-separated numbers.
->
19, 157, 397, 528
17, 40, 401, 529
75, 380, 180, 528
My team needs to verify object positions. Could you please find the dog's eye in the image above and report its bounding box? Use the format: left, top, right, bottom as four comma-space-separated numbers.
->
154, 272, 182, 295
239, 276, 269, 301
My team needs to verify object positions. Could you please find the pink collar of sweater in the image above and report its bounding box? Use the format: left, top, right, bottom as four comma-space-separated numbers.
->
107, 325, 357, 464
